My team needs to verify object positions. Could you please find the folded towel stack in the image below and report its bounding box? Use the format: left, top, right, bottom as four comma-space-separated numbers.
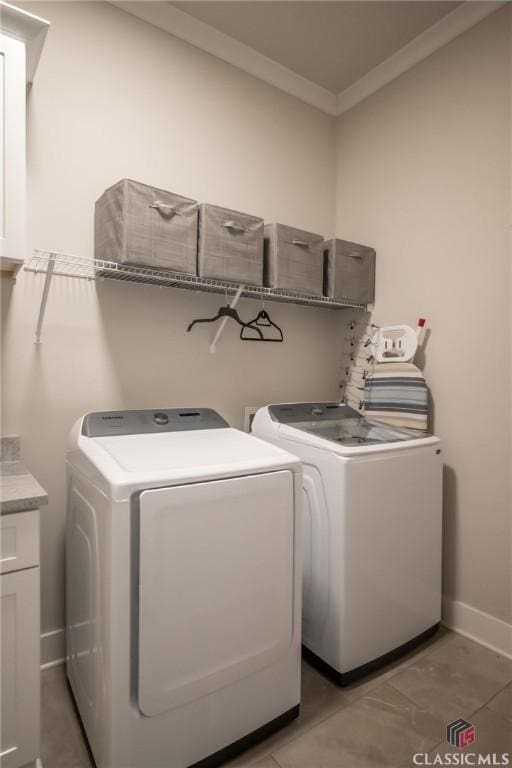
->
363, 362, 429, 431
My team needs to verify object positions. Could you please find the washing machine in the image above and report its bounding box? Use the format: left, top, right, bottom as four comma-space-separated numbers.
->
66, 407, 302, 768
252, 401, 442, 685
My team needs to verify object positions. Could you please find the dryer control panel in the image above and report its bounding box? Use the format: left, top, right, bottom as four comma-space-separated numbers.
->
82, 408, 229, 437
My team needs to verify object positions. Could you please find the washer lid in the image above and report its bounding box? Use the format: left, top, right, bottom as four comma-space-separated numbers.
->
289, 417, 428, 447
269, 402, 432, 447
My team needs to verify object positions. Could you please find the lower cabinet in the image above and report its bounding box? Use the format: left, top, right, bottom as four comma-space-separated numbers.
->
0, 511, 40, 768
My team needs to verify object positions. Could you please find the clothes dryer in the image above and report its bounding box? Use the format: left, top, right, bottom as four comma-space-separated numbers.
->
66, 408, 302, 768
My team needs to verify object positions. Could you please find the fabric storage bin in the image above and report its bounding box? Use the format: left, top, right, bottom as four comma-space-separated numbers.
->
198, 204, 264, 285
95, 179, 198, 273
323, 238, 375, 303
264, 223, 324, 296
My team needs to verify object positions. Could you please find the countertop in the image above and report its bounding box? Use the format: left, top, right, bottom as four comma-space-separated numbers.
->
0, 436, 48, 514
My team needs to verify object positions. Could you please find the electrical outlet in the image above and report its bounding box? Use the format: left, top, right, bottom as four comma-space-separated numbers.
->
244, 406, 259, 433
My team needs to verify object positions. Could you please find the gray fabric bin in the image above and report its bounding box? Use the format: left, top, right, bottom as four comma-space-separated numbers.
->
264, 223, 324, 296
198, 204, 264, 285
95, 179, 198, 273
323, 238, 375, 303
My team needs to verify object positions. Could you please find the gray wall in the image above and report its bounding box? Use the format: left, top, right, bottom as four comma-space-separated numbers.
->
2, 1, 510, 663
1, 1, 339, 658
335, 7, 512, 627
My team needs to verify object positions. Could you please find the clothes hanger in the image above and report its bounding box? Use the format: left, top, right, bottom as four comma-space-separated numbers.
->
240, 308, 283, 342
187, 304, 264, 339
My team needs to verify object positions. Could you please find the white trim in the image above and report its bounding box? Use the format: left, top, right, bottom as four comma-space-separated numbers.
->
110, 1, 337, 115
336, 1, 506, 115
442, 596, 512, 661
40, 627, 66, 669
0, 2, 50, 83
111, 1, 506, 117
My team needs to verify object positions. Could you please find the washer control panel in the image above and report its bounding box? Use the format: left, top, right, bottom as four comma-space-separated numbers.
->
269, 402, 358, 423
82, 408, 229, 437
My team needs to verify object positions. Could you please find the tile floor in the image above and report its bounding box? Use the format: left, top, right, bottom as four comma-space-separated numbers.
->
41, 629, 512, 768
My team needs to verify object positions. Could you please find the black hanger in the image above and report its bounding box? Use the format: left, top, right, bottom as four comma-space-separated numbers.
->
187, 304, 264, 339
240, 309, 283, 342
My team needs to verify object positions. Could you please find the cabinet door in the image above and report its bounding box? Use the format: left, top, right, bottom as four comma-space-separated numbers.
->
0, 33, 26, 270
0, 510, 40, 574
1, 568, 40, 768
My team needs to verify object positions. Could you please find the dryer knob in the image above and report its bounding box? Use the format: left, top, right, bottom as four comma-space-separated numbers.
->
153, 412, 169, 426
311, 407, 323, 416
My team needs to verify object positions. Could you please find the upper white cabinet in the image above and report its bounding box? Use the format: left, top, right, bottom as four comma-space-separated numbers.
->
0, 2, 49, 276
0, 33, 25, 275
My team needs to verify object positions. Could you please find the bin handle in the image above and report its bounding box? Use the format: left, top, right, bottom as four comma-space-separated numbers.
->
347, 250, 363, 259
290, 239, 310, 248
222, 220, 248, 233
149, 201, 181, 216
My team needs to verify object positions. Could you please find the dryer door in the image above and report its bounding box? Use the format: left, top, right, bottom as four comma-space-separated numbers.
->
137, 470, 295, 716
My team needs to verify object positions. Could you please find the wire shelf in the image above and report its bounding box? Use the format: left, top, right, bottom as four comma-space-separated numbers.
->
24, 250, 367, 311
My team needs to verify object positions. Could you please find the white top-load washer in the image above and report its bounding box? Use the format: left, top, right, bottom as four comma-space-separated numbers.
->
66, 407, 302, 768
252, 401, 442, 685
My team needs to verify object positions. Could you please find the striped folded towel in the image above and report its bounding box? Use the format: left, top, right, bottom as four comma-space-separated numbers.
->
363, 362, 429, 431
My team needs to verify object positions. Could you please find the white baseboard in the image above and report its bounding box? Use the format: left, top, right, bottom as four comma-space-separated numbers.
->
442, 596, 512, 660
41, 627, 66, 669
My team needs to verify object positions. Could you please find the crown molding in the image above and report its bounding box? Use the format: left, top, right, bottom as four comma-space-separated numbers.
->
335, 1, 506, 115
111, 1, 506, 118
110, 1, 338, 115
